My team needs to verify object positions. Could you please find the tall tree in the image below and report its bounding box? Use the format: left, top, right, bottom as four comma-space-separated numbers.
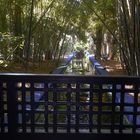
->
117, 0, 140, 75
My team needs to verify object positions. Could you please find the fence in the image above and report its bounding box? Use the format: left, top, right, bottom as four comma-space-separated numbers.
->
0, 73, 140, 140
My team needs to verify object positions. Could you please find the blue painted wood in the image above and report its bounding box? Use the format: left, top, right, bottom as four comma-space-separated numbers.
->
51, 52, 76, 74
0, 74, 140, 135
28, 52, 76, 110
86, 52, 108, 75
86, 52, 140, 127
0, 133, 140, 140
0, 74, 140, 136
116, 92, 140, 125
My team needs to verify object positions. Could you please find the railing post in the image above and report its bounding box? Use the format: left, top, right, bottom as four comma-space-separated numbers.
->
7, 80, 17, 135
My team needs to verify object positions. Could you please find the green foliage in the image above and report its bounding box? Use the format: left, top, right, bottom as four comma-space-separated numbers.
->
86, 0, 117, 32
1, 0, 136, 74
73, 41, 88, 52
0, 32, 23, 64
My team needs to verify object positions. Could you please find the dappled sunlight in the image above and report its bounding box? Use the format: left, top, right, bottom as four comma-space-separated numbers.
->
0, 60, 8, 67
0, 60, 3, 64
100, 60, 124, 75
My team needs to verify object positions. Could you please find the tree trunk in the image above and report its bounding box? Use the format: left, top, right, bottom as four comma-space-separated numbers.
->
95, 26, 103, 60
13, 4, 23, 62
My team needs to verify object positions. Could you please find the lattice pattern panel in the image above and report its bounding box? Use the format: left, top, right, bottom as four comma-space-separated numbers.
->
0, 82, 8, 132
0, 75, 140, 134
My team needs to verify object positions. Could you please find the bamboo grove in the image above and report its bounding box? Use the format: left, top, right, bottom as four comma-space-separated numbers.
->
0, 0, 140, 76
117, 0, 140, 76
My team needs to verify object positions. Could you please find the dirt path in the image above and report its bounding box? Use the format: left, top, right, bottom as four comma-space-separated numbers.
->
100, 60, 126, 75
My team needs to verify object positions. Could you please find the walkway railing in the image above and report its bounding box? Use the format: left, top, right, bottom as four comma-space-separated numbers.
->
86, 52, 108, 75
0, 74, 140, 139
